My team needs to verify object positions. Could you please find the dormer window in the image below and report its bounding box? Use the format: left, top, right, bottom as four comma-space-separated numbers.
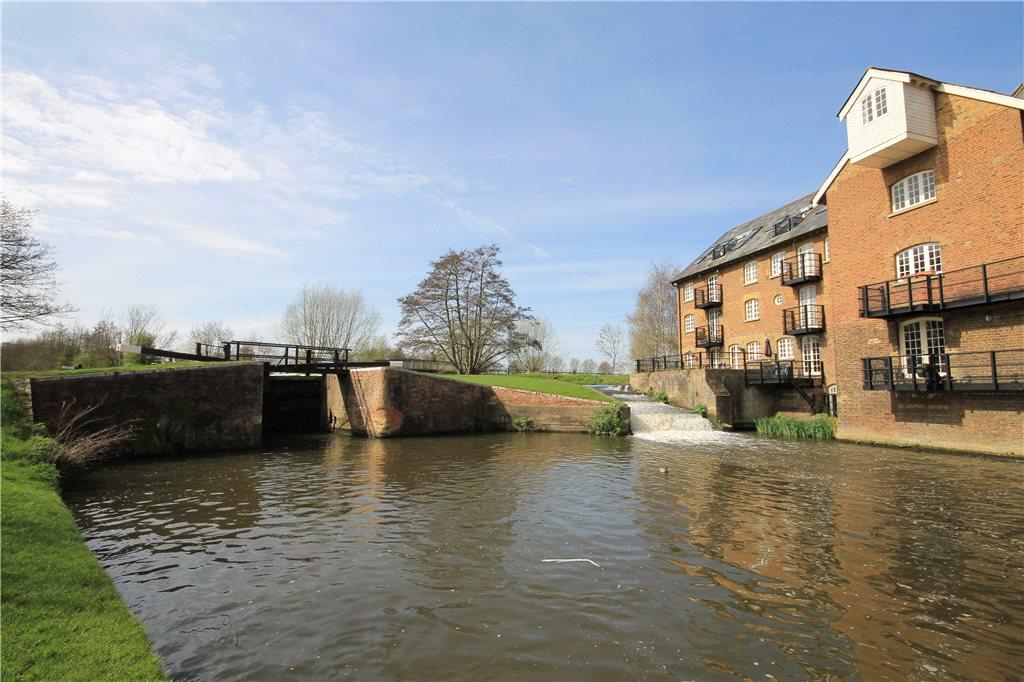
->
861, 87, 888, 125
891, 170, 936, 212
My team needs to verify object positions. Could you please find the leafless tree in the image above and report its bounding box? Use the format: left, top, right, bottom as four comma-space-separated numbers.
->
580, 358, 597, 374
79, 315, 122, 368
569, 357, 581, 374
188, 320, 234, 353
627, 259, 680, 360
354, 334, 397, 361
279, 283, 381, 354
596, 324, 626, 373
508, 317, 562, 373
598, 360, 613, 374
120, 305, 176, 363
396, 244, 531, 374
1, 200, 75, 329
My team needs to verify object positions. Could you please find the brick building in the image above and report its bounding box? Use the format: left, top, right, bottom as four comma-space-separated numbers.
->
648, 68, 1023, 455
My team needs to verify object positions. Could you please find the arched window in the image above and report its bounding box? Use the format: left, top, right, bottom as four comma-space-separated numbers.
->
770, 252, 786, 278
744, 261, 758, 284
707, 274, 718, 288
776, 337, 795, 360
891, 170, 936, 212
801, 336, 822, 376
728, 345, 744, 369
744, 298, 760, 321
896, 243, 942, 279
683, 314, 695, 333
682, 282, 694, 302
746, 341, 761, 361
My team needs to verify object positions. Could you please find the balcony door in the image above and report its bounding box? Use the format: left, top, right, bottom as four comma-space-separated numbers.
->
801, 336, 822, 376
707, 308, 721, 336
797, 243, 815, 277
899, 318, 946, 377
799, 285, 818, 327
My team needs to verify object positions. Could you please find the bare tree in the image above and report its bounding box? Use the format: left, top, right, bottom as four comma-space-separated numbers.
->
508, 317, 561, 373
1, 200, 75, 329
188, 320, 234, 352
569, 357, 581, 374
627, 259, 680, 360
396, 244, 530, 374
78, 315, 121, 368
580, 358, 597, 374
596, 324, 626, 373
280, 283, 381, 354
120, 305, 176, 363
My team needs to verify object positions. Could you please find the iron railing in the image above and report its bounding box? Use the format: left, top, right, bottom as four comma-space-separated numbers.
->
780, 253, 823, 285
695, 325, 724, 348
859, 255, 1024, 318
226, 341, 351, 366
861, 349, 1024, 392
782, 305, 826, 335
772, 215, 804, 238
635, 351, 731, 372
743, 358, 824, 385
694, 284, 724, 308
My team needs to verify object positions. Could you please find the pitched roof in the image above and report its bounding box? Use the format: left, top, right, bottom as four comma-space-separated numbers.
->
670, 193, 827, 283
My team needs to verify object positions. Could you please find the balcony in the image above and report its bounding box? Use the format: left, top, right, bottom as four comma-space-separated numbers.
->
782, 305, 825, 335
694, 284, 723, 309
772, 215, 804, 238
635, 351, 728, 372
695, 325, 724, 348
861, 349, 1024, 392
780, 254, 823, 286
859, 255, 1024, 318
743, 359, 823, 387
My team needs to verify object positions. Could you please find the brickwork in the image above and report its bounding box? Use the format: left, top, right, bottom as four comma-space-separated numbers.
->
676, 230, 837, 389
29, 364, 264, 454
824, 93, 1024, 455
335, 368, 627, 437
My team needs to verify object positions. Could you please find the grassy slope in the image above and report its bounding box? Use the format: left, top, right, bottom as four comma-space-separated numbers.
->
3, 360, 214, 379
517, 372, 630, 386
1, 381, 165, 680
444, 374, 612, 401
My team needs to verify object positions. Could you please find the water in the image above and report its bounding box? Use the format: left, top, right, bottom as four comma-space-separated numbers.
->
62, 433, 1023, 680
612, 391, 715, 440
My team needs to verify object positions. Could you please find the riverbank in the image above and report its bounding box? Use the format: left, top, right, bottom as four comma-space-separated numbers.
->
444, 373, 614, 401
0, 380, 165, 680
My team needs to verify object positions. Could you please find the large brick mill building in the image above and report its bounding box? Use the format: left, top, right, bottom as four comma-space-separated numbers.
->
651, 68, 1023, 456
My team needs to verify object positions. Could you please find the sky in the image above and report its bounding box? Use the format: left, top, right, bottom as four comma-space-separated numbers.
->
3, 2, 1022, 362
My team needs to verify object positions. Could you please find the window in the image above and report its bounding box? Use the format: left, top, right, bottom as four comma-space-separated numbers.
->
682, 282, 694, 302
861, 86, 888, 125
708, 274, 718, 287
729, 345, 744, 369
900, 318, 946, 359
708, 308, 721, 335
683, 352, 698, 369
824, 238, 830, 263
744, 261, 758, 284
745, 298, 760, 321
895, 243, 942, 279
683, 314, 695, 333
746, 341, 761, 361
776, 337, 794, 360
770, 252, 786, 278
801, 336, 822, 376
891, 170, 936, 212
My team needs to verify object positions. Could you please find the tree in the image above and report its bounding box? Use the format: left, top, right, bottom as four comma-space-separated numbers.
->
569, 357, 581, 374
507, 317, 561, 373
627, 259, 680, 360
595, 324, 625, 373
1, 200, 75, 329
280, 283, 381, 354
76, 315, 121, 368
354, 334, 397, 361
598, 361, 613, 374
580, 358, 597, 374
120, 305, 176, 364
188, 320, 234, 353
396, 244, 530, 374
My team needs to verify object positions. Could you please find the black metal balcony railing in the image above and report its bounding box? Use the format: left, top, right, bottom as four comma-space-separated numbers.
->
694, 284, 723, 309
780, 253, 823, 286
772, 214, 804, 238
695, 325, 724, 348
862, 349, 1024, 392
635, 350, 731, 373
859, 255, 1024, 318
782, 305, 825, 335
743, 359, 824, 386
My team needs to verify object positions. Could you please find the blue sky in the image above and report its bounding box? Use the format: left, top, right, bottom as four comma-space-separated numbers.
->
3, 3, 1021, 360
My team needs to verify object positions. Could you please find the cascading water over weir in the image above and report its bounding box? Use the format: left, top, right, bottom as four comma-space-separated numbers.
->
603, 389, 716, 440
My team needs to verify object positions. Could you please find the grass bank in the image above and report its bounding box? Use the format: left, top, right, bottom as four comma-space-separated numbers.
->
1, 380, 165, 680
755, 414, 837, 440
516, 372, 630, 386
3, 359, 217, 379
444, 374, 613, 401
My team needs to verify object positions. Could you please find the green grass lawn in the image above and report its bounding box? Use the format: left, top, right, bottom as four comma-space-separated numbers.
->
516, 372, 630, 386
1, 381, 165, 680
444, 374, 613, 401
2, 359, 221, 379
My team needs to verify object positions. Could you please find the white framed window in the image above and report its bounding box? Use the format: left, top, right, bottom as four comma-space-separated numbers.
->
861, 86, 888, 125
744, 298, 759, 321
683, 352, 698, 369
899, 318, 946, 359
682, 282, 693, 302
746, 341, 761, 361
776, 337, 795, 360
707, 274, 718, 287
683, 314, 695, 333
770, 252, 786, 278
728, 344, 744, 369
824, 238, 830, 263
895, 243, 942, 279
743, 261, 758, 284
801, 336, 822, 376
891, 170, 936, 212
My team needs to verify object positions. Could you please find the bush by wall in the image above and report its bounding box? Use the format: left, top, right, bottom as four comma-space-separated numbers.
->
755, 415, 836, 440
588, 403, 626, 435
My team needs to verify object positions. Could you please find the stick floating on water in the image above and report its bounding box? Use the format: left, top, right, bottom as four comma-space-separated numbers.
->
541, 558, 601, 568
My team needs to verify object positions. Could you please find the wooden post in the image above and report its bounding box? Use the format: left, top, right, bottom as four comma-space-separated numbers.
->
196, 342, 203, 357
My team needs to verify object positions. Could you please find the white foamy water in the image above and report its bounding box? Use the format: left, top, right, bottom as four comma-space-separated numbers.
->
605, 390, 719, 441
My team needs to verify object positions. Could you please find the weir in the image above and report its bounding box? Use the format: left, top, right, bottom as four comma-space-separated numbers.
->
608, 390, 714, 437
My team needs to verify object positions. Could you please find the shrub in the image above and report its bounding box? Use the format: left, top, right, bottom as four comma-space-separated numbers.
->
755, 415, 836, 440
509, 416, 535, 432
654, 391, 669, 404
692, 403, 709, 419
588, 403, 624, 435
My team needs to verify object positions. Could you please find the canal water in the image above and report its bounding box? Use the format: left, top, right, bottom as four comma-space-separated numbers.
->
62, 432, 1023, 680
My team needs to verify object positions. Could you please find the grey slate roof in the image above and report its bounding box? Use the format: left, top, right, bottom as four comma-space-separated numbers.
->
670, 193, 827, 282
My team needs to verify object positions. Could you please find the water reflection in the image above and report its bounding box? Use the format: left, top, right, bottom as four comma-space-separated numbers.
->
63, 433, 1023, 680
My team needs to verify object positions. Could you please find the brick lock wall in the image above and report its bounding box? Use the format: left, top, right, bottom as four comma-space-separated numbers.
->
677, 230, 837, 387
824, 93, 1024, 455
29, 364, 264, 454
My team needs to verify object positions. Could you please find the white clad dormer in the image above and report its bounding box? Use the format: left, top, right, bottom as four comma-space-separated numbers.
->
839, 69, 939, 168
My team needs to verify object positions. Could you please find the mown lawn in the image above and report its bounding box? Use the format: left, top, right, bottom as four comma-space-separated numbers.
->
516, 372, 629, 386
1, 381, 165, 680
3, 360, 218, 379
444, 374, 613, 401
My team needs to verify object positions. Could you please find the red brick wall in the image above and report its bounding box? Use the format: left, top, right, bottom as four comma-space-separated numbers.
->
29, 364, 264, 454
824, 93, 1024, 455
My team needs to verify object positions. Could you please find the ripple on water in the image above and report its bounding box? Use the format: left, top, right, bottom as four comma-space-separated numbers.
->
61, 432, 1024, 681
